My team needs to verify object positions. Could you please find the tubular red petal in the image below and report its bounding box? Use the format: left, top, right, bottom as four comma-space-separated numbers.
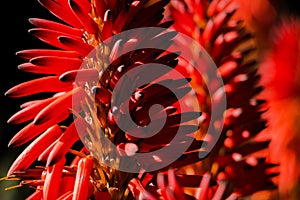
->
21, 55, 82, 75
112, 10, 128, 34
109, 65, 124, 89
92, 86, 112, 105
218, 60, 238, 81
38, 0, 83, 28
203, 11, 231, 44
43, 157, 66, 200
16, 49, 81, 60
38, 140, 57, 162
109, 39, 123, 63
5, 76, 73, 98
168, 6, 196, 36
7, 96, 58, 124
58, 176, 76, 197
157, 172, 168, 199
30, 56, 82, 67
124, 1, 143, 28
72, 156, 94, 200
58, 36, 94, 56
8, 121, 60, 147
94, 0, 107, 19
69, 0, 99, 34
20, 99, 48, 109
167, 169, 187, 200
29, 18, 84, 37
57, 191, 73, 200
73, 0, 92, 13
18, 63, 79, 75
33, 87, 85, 125
59, 68, 99, 82
195, 173, 211, 200
7, 125, 63, 176
46, 118, 87, 165
101, 10, 113, 41
207, 0, 220, 17
29, 28, 77, 50
128, 178, 157, 200
106, 0, 116, 10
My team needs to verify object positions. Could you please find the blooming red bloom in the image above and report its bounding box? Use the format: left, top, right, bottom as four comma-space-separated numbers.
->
2, 0, 280, 200
258, 17, 300, 200
167, 0, 278, 198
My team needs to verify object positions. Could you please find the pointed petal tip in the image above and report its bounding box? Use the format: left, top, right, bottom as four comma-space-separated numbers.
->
4, 89, 13, 98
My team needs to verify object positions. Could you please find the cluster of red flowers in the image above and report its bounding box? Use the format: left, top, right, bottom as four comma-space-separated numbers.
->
2, 0, 299, 199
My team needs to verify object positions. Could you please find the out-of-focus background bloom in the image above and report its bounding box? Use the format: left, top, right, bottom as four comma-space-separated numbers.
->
1, 0, 300, 199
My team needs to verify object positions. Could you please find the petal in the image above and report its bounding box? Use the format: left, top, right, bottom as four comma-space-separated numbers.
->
5, 76, 73, 98
30, 56, 82, 67
195, 173, 211, 200
16, 49, 81, 60
57, 191, 73, 200
72, 156, 94, 200
128, 178, 157, 200
94, 0, 107, 19
29, 18, 84, 37
29, 28, 76, 50
58, 176, 76, 197
58, 36, 94, 56
167, 169, 187, 200
46, 118, 87, 165
43, 157, 66, 200
7, 125, 63, 176
7, 96, 58, 124
59, 68, 99, 82
8, 121, 61, 147
18, 63, 77, 75
101, 10, 113, 41
92, 86, 112, 105
38, 140, 57, 162
69, 0, 99, 34
38, 0, 83, 28
33, 87, 85, 125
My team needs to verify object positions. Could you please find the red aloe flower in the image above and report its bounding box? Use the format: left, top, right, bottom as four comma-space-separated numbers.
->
2, 0, 206, 199
167, 0, 279, 198
2, 0, 282, 200
258, 17, 300, 200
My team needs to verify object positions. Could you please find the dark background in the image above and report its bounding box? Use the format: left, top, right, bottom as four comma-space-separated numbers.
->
0, 1, 58, 199
0, 0, 299, 199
